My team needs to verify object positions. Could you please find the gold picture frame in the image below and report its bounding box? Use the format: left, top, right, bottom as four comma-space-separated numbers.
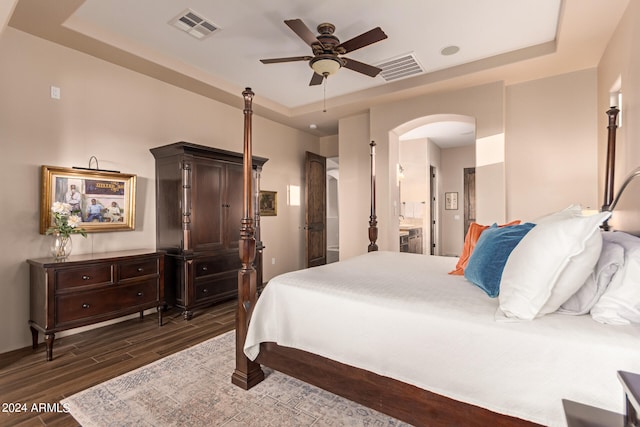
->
259, 190, 277, 216
40, 165, 136, 234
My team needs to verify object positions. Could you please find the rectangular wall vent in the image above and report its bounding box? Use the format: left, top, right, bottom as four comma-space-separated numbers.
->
377, 53, 424, 82
170, 9, 220, 40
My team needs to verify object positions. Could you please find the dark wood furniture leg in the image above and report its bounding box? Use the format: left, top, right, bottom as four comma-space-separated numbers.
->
44, 333, 55, 362
30, 325, 38, 349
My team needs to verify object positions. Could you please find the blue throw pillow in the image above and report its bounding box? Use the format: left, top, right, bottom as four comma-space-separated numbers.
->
464, 222, 536, 297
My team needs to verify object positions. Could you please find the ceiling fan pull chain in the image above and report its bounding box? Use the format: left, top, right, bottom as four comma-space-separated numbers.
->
323, 76, 327, 112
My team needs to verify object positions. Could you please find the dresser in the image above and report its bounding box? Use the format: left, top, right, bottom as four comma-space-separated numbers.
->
27, 249, 165, 361
150, 142, 267, 319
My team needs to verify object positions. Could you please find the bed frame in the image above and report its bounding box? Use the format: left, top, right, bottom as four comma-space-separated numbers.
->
231, 90, 624, 426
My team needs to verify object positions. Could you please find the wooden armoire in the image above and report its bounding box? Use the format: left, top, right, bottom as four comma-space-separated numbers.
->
150, 142, 268, 319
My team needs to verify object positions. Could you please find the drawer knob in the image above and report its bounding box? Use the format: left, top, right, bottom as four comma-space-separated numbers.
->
137, 291, 143, 297
82, 303, 90, 309
202, 266, 208, 271
82, 275, 90, 280
202, 288, 208, 294
137, 267, 144, 272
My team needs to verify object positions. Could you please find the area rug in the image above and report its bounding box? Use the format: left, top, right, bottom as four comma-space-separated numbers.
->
62, 331, 409, 426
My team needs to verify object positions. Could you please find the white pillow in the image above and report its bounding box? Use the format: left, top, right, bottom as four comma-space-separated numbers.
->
534, 204, 583, 224
557, 237, 624, 315
498, 208, 610, 320
591, 232, 640, 324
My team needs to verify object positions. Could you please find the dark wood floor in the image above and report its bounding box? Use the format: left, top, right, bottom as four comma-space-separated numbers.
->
0, 301, 235, 426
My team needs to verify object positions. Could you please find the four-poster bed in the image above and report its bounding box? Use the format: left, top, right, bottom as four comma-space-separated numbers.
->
233, 90, 640, 426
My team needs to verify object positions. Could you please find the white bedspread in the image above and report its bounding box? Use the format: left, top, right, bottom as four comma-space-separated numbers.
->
244, 251, 640, 426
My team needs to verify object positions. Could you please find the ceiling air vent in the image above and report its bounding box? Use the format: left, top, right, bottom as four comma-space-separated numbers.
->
377, 53, 424, 82
170, 9, 220, 40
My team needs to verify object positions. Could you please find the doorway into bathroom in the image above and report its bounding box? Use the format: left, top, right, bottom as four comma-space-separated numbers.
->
326, 157, 339, 263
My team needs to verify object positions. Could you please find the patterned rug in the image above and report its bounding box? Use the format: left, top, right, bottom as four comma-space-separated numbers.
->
62, 331, 409, 426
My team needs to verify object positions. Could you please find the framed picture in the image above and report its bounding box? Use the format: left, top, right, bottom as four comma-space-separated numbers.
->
40, 165, 136, 233
259, 190, 277, 216
445, 192, 458, 210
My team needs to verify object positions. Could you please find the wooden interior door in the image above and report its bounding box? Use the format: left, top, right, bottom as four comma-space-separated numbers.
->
464, 167, 476, 239
305, 151, 327, 267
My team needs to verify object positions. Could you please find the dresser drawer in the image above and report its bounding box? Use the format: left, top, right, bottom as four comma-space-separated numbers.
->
194, 253, 240, 278
56, 264, 114, 291
56, 279, 159, 325
194, 274, 236, 302
118, 258, 159, 280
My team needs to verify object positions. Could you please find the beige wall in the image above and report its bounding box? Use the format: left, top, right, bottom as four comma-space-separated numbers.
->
476, 133, 506, 225
338, 113, 371, 259
440, 145, 475, 256
319, 135, 339, 158
476, 162, 506, 224
505, 69, 599, 221
0, 27, 319, 353
0, 1, 17, 35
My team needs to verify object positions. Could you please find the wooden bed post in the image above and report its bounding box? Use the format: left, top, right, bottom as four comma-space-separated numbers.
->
368, 141, 378, 252
601, 106, 619, 231
232, 87, 265, 390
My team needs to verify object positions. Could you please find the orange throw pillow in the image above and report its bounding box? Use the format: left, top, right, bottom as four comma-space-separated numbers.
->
448, 220, 521, 275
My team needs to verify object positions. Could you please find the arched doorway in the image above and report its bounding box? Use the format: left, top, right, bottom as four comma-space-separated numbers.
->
395, 114, 476, 256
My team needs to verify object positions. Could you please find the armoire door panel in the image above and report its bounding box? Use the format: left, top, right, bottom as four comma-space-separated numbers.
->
191, 158, 225, 251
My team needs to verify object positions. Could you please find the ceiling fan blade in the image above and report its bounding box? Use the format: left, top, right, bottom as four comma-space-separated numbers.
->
309, 72, 324, 86
285, 19, 324, 48
260, 56, 313, 64
337, 27, 387, 54
343, 57, 382, 77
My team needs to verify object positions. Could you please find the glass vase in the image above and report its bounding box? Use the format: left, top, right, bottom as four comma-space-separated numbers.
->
50, 232, 72, 261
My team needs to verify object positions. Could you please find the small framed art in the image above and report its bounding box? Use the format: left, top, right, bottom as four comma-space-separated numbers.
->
445, 192, 458, 210
259, 190, 277, 216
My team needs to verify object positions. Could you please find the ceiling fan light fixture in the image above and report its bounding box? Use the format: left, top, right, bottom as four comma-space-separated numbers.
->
310, 56, 342, 76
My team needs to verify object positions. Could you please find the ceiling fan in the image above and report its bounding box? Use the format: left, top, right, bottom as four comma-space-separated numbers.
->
260, 19, 388, 86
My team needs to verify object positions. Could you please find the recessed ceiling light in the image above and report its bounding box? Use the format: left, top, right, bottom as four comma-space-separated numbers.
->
440, 45, 460, 56
309, 124, 318, 130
